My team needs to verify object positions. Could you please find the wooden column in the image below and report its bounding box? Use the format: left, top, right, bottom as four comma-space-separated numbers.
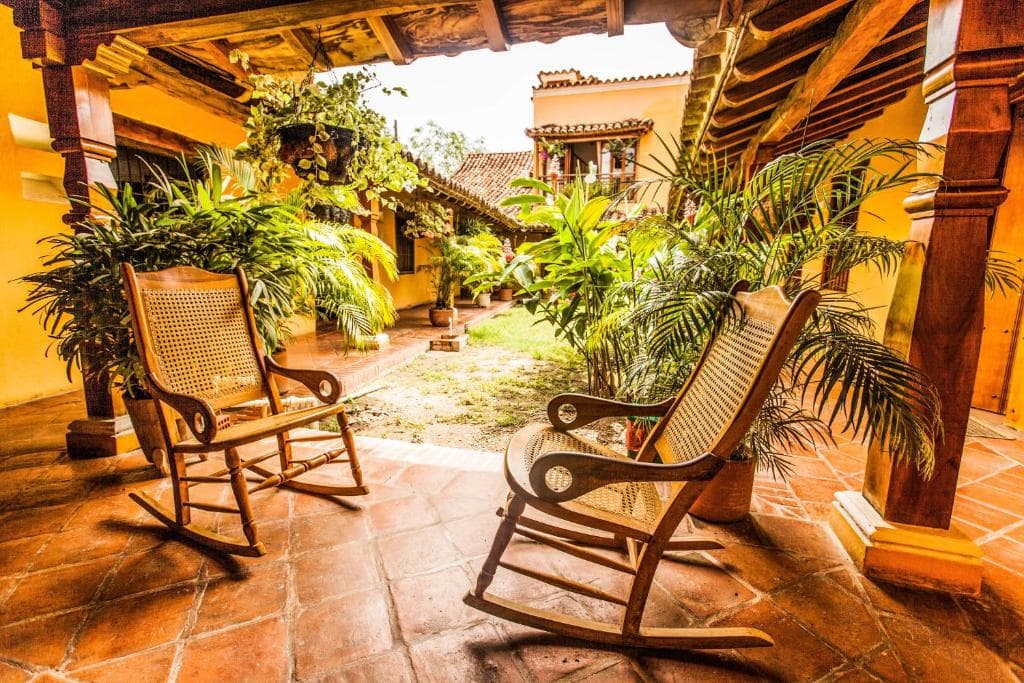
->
13, 1, 147, 456
831, 0, 1024, 594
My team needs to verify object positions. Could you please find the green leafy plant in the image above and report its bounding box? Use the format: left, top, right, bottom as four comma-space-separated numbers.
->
406, 120, 486, 177
21, 155, 397, 398
398, 197, 452, 239
426, 234, 503, 310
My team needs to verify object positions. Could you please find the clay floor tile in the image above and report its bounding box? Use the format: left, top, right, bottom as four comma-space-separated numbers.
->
69, 643, 176, 683
818, 443, 869, 476
393, 464, 460, 493
881, 614, 1015, 681
782, 456, 839, 481
31, 525, 132, 572
863, 647, 911, 682
178, 616, 290, 683
98, 543, 204, 601
367, 494, 440, 537
63, 494, 147, 531
785, 476, 848, 504
192, 561, 288, 635
1, 557, 117, 622
311, 649, 416, 683
292, 488, 370, 517
0, 608, 87, 669
293, 541, 380, 605
976, 466, 1024, 499
956, 593, 1024, 651
377, 524, 463, 580
980, 537, 1024, 574
719, 599, 845, 682
0, 505, 75, 543
638, 652, 767, 682
390, 564, 482, 641
438, 470, 508, 503
575, 659, 644, 681
951, 496, 1021, 534
958, 482, 1024, 521
0, 662, 30, 683
67, 584, 196, 667
291, 510, 370, 555
711, 543, 831, 593
358, 458, 406, 487
442, 514, 502, 559
408, 622, 525, 683
503, 627, 622, 682
651, 553, 755, 619
771, 572, 885, 660
747, 514, 847, 562
294, 588, 394, 679
855, 574, 970, 633
0, 536, 48, 577
1008, 524, 1024, 545
957, 443, 1018, 484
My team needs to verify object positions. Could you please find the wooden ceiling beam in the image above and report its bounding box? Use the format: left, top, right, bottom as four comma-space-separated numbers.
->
476, 0, 510, 51
741, 0, 921, 165
606, 0, 624, 36
748, 0, 852, 40
132, 55, 248, 121
810, 71, 921, 120
367, 14, 413, 65
113, 113, 202, 155
71, 1, 446, 48
194, 40, 250, 81
733, 13, 843, 82
720, 53, 814, 107
281, 28, 332, 69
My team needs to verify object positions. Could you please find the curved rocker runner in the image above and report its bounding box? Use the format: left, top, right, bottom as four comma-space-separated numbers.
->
465, 284, 820, 650
122, 264, 368, 556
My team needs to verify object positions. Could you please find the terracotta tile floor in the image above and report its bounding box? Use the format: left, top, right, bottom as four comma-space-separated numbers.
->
2, 317, 1024, 681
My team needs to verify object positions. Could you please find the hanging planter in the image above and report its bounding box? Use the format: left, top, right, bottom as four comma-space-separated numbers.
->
277, 124, 359, 185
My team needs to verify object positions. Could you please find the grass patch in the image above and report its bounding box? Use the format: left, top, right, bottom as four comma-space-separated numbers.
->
469, 307, 577, 363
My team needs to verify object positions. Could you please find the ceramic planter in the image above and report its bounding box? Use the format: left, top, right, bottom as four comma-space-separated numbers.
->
124, 396, 170, 476
497, 287, 514, 301
476, 292, 492, 308
429, 307, 456, 327
689, 457, 755, 523
277, 123, 358, 185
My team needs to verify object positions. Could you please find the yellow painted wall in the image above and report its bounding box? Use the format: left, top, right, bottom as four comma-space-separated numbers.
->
532, 77, 688, 207
836, 86, 928, 338
0, 9, 246, 406
376, 208, 437, 310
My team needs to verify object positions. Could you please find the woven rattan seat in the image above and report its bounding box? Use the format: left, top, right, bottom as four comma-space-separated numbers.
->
121, 264, 368, 557
467, 284, 821, 650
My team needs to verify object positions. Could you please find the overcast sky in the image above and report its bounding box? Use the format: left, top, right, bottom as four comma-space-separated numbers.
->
334, 23, 693, 152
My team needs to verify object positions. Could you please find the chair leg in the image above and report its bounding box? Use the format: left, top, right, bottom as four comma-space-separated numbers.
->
474, 493, 525, 597
337, 408, 364, 489
225, 447, 259, 547
169, 450, 191, 526
277, 432, 291, 471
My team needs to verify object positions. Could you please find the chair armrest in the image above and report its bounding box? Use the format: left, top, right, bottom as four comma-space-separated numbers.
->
264, 356, 342, 404
147, 379, 219, 444
547, 393, 674, 430
528, 450, 725, 503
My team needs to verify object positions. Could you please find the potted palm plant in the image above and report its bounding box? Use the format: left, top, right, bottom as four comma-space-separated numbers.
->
21, 153, 398, 472
426, 234, 502, 326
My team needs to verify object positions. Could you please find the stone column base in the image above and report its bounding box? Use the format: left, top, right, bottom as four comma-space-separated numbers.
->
66, 415, 139, 459
830, 490, 983, 596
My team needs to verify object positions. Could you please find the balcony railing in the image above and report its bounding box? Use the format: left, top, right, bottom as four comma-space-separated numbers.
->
546, 173, 638, 197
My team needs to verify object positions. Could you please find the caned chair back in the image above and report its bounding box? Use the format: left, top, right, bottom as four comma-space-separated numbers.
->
121, 264, 270, 410
643, 284, 819, 476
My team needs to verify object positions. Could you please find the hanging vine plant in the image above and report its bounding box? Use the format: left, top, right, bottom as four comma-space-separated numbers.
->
538, 138, 566, 161
399, 197, 453, 239
606, 137, 635, 159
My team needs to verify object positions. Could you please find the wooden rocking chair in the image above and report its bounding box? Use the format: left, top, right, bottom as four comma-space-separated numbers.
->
121, 264, 368, 556
465, 284, 819, 649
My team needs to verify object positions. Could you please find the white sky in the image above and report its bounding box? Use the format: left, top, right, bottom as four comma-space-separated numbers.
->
333, 23, 693, 152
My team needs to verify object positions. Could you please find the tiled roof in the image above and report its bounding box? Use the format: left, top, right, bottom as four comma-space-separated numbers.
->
525, 118, 654, 139
534, 70, 687, 90
405, 151, 524, 231
450, 151, 534, 218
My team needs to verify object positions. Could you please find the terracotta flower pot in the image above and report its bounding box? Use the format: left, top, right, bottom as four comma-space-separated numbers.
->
429, 307, 455, 327
689, 457, 755, 523
124, 396, 170, 476
497, 287, 514, 301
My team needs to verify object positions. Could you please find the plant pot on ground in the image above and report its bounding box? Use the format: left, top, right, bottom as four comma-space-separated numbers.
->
689, 456, 755, 523
277, 124, 358, 185
476, 292, 492, 308
497, 286, 514, 301
429, 306, 457, 327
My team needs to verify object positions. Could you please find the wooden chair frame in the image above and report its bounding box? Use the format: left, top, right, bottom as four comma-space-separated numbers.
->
122, 264, 368, 556
465, 284, 820, 649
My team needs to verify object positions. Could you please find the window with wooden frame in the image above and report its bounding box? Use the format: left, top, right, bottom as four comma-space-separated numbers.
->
111, 145, 192, 192
821, 164, 868, 292
395, 214, 416, 274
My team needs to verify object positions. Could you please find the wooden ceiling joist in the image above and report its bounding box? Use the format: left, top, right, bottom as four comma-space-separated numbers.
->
149, 47, 248, 99
281, 28, 332, 69
732, 14, 843, 82
606, 0, 624, 36
741, 0, 921, 164
475, 0, 509, 51
721, 53, 815, 107
748, 0, 852, 40
367, 14, 413, 65
778, 105, 894, 150
133, 55, 248, 121
113, 113, 202, 156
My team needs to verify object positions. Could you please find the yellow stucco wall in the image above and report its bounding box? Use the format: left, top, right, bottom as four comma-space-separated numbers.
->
0, 9, 246, 406
532, 77, 687, 207
837, 86, 928, 338
376, 208, 437, 310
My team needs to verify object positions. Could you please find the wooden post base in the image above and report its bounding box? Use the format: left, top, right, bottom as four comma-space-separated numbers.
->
830, 491, 982, 596
66, 415, 140, 459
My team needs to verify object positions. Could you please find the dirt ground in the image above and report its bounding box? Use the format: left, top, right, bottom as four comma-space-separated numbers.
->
341, 341, 626, 453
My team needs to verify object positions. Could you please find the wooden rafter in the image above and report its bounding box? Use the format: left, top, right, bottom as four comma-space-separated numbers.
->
366, 14, 413, 65
748, 0, 852, 40
606, 0, 624, 36
741, 0, 921, 165
132, 55, 248, 121
732, 13, 843, 82
281, 28, 332, 69
113, 113, 202, 156
476, 0, 510, 51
